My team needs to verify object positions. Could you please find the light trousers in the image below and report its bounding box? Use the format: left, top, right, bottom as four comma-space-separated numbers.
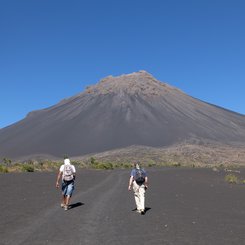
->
133, 181, 146, 211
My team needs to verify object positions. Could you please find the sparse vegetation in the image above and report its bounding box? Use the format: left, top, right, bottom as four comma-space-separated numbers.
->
63, 154, 69, 159
1, 151, 245, 175
225, 174, 239, 184
89, 157, 114, 169
147, 160, 156, 167
0, 160, 62, 173
0, 165, 9, 173
90, 157, 96, 166
37, 160, 61, 171
3, 158, 12, 165
21, 164, 35, 172
94, 162, 114, 170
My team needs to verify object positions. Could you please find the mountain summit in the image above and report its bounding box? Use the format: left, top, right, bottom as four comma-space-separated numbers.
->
85, 70, 178, 96
1, 71, 245, 160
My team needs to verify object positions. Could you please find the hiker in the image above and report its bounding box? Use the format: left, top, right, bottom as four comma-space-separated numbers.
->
128, 162, 148, 215
56, 158, 76, 211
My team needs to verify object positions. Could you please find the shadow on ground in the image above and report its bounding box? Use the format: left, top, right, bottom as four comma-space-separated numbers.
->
131, 207, 151, 214
69, 202, 84, 210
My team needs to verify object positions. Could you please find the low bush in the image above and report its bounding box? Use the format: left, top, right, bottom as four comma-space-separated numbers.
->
225, 174, 239, 184
0, 165, 8, 173
21, 164, 35, 172
94, 162, 114, 170
38, 161, 61, 171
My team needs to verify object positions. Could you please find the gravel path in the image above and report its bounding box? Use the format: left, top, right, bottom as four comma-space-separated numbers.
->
1, 168, 245, 245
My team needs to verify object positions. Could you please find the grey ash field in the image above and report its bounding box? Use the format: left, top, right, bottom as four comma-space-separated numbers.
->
1, 167, 245, 245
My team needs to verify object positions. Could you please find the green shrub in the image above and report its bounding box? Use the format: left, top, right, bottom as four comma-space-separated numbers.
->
0, 165, 9, 173
3, 158, 12, 165
147, 160, 156, 167
90, 157, 96, 164
225, 174, 239, 184
116, 163, 131, 169
22, 164, 35, 172
39, 161, 61, 170
173, 162, 181, 167
63, 154, 69, 159
95, 162, 114, 170
89, 157, 114, 170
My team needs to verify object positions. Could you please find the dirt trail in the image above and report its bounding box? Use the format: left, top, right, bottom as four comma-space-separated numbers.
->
1, 168, 245, 245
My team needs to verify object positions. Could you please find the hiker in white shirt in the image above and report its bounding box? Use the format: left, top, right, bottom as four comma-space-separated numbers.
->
56, 158, 76, 211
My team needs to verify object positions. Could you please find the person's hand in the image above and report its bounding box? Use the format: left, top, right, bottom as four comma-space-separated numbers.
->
128, 185, 131, 191
56, 182, 59, 188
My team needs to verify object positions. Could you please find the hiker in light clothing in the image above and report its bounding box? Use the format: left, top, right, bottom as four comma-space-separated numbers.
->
128, 162, 148, 215
56, 158, 76, 211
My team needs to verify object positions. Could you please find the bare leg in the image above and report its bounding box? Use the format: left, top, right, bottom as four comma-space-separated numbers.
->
60, 195, 66, 207
63, 195, 66, 204
65, 195, 71, 206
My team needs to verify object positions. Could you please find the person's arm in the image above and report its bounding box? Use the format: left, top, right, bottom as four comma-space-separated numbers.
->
72, 166, 76, 181
56, 171, 62, 188
128, 176, 134, 191
144, 176, 148, 189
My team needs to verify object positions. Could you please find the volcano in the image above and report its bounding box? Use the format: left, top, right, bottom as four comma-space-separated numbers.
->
1, 71, 245, 161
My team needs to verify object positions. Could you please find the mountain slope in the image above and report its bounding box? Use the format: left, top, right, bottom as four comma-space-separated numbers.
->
0, 71, 245, 160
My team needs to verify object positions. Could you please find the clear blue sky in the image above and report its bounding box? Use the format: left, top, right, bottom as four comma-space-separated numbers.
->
1, 0, 245, 129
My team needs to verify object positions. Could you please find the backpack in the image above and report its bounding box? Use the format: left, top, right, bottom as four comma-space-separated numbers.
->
63, 165, 74, 182
135, 168, 145, 185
